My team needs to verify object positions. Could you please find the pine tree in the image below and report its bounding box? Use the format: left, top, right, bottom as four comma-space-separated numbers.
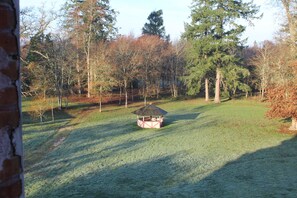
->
142, 10, 169, 40
183, 0, 260, 103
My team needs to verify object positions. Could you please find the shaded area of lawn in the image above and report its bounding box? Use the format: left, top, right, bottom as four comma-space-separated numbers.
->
23, 116, 73, 169
194, 136, 297, 198
23, 99, 296, 197
22, 100, 93, 169
26, 136, 297, 197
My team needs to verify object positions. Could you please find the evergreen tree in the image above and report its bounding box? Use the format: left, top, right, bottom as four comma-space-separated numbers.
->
183, 0, 260, 103
65, 0, 117, 41
26, 33, 48, 63
142, 9, 169, 40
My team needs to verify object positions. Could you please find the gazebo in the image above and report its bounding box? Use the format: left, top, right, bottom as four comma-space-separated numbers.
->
132, 104, 168, 128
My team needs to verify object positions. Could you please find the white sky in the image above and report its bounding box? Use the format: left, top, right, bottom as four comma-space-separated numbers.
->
20, 0, 282, 46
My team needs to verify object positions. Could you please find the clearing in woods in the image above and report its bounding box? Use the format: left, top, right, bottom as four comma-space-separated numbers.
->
23, 99, 297, 197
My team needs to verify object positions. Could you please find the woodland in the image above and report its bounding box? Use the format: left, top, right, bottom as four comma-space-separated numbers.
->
21, 1, 297, 197
20, 0, 297, 129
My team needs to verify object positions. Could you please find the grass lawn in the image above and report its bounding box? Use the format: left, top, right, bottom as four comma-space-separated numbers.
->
23, 99, 297, 197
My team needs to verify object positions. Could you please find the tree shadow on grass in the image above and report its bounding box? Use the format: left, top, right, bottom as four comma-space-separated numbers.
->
25, 128, 157, 174
22, 110, 75, 125
191, 136, 297, 198
25, 101, 296, 197
164, 112, 201, 125
164, 103, 217, 126
25, 119, 162, 173
27, 136, 297, 197
29, 154, 185, 198
65, 102, 98, 110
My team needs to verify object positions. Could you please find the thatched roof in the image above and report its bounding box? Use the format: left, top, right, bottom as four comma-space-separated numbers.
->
132, 104, 167, 116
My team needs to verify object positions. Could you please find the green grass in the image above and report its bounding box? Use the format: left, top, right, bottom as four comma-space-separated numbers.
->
22, 99, 92, 168
23, 99, 297, 197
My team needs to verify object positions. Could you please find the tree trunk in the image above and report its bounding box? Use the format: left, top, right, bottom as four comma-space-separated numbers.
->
99, 86, 102, 112
156, 82, 160, 99
51, 98, 54, 122
87, 51, 91, 98
124, 79, 128, 108
282, 0, 297, 52
65, 96, 69, 109
214, 68, 221, 103
58, 93, 62, 110
43, 89, 46, 100
289, 117, 297, 130
261, 87, 265, 100
77, 60, 81, 96
232, 88, 237, 99
86, 23, 92, 98
119, 86, 122, 105
173, 84, 178, 98
39, 106, 43, 123
75, 12, 82, 96
61, 61, 64, 109
205, 78, 209, 102
99, 99, 102, 112
143, 82, 147, 105
144, 96, 147, 106
131, 82, 134, 102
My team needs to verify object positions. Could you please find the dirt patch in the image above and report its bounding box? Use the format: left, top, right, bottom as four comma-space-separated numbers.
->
52, 107, 96, 149
52, 137, 66, 149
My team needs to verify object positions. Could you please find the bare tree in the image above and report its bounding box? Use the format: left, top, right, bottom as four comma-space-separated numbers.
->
92, 42, 116, 112
136, 35, 165, 104
166, 40, 186, 98
20, 4, 58, 43
251, 41, 275, 100
108, 36, 139, 108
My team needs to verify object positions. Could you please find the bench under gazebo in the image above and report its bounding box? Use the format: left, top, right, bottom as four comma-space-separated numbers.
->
132, 104, 167, 128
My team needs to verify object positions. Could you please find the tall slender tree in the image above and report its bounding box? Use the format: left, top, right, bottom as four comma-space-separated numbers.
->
183, 0, 260, 103
92, 41, 116, 112
64, 0, 117, 97
165, 41, 186, 98
278, 0, 297, 51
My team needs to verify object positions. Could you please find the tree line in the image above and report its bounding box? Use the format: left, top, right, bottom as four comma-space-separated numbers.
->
20, 0, 296, 130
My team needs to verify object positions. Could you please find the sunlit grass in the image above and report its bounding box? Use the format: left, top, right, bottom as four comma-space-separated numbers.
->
23, 99, 296, 197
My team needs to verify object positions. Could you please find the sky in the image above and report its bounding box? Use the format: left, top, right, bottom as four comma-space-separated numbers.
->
20, 0, 282, 46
